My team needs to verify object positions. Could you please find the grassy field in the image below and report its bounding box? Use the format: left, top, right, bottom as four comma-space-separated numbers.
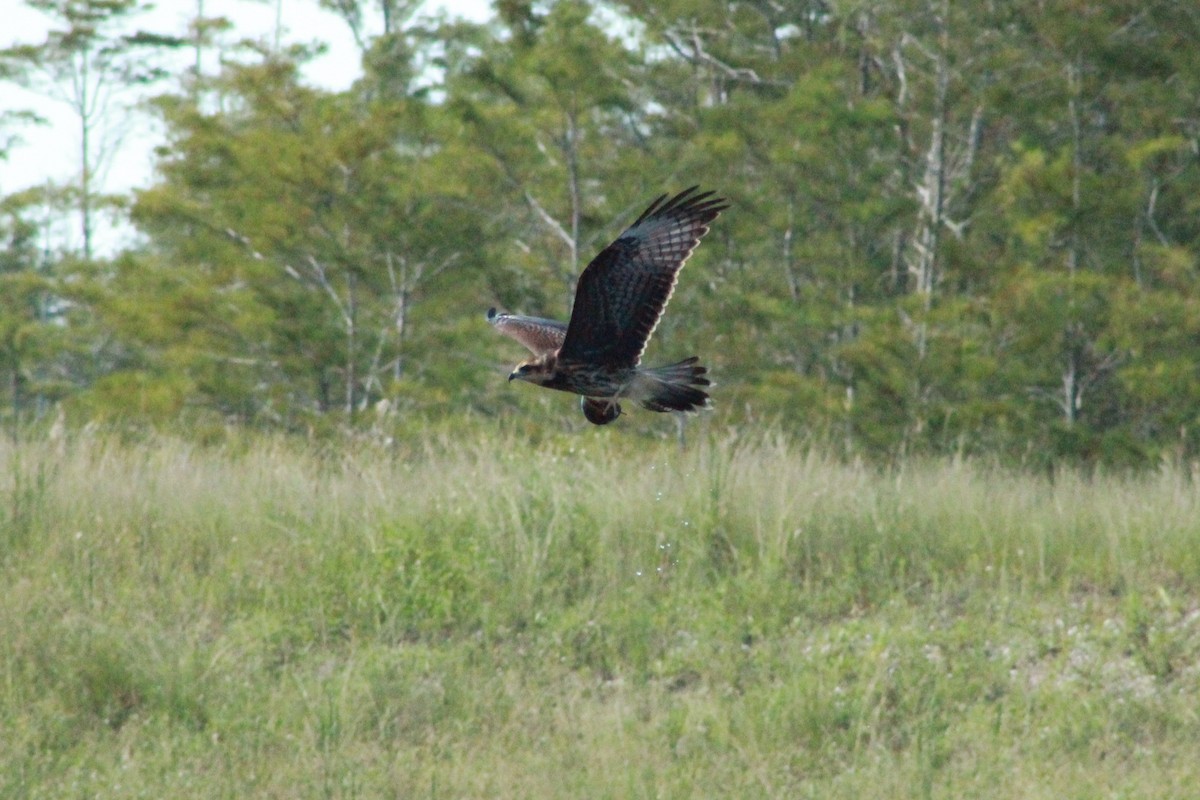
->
2, 428, 1199, 798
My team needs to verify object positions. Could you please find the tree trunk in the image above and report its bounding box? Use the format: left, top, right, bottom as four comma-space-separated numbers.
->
79, 45, 93, 263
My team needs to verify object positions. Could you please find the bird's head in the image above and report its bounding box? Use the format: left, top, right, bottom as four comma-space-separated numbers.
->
509, 354, 555, 385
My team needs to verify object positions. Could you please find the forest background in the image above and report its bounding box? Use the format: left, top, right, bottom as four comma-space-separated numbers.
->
3, 0, 1200, 466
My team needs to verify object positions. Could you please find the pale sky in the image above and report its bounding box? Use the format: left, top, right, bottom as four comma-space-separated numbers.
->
0, 0, 492, 254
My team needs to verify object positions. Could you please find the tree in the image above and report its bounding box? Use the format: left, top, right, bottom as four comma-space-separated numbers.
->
445, 1, 657, 314
973, 2, 1200, 460
0, 193, 50, 429
0, 0, 178, 260
131, 52, 485, 425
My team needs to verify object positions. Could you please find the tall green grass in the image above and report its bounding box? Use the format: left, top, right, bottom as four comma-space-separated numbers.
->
2, 430, 1198, 797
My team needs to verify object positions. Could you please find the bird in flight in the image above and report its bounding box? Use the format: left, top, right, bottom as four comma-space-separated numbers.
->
488, 186, 728, 425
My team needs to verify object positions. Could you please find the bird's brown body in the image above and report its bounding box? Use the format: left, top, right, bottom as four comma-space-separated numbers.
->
511, 353, 635, 397
488, 187, 728, 425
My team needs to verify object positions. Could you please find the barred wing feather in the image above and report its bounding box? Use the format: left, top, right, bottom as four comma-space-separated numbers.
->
486, 308, 567, 356
557, 187, 728, 368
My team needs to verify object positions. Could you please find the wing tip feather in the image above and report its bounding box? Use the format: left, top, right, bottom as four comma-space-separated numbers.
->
631, 186, 731, 228
637, 186, 730, 230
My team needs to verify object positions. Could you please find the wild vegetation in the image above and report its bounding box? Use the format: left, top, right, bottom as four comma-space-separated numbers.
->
3, 3, 1200, 795
2, 1, 1200, 462
2, 430, 1199, 797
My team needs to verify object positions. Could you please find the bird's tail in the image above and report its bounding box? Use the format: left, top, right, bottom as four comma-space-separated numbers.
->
637, 357, 711, 414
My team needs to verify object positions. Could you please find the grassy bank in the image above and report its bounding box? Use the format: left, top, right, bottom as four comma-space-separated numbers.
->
2, 430, 1198, 797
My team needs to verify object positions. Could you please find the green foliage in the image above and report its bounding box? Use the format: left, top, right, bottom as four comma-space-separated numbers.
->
130, 58, 490, 424
2, 0, 1200, 464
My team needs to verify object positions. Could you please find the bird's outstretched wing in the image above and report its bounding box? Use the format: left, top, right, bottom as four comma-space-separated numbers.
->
558, 187, 728, 368
487, 307, 567, 356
